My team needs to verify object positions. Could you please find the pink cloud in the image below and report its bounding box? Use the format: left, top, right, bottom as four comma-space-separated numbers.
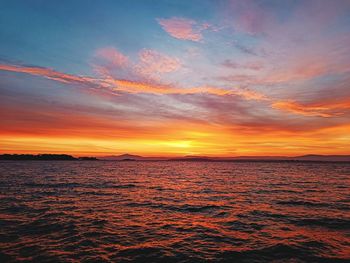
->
237, 10, 266, 35
222, 59, 263, 70
227, 0, 273, 35
157, 17, 204, 41
217, 74, 257, 84
135, 49, 181, 79
95, 47, 128, 67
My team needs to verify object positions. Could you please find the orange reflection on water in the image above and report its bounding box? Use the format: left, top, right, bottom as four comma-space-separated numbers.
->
0, 161, 349, 261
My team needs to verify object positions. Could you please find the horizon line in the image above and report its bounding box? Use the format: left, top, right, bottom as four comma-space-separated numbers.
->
1, 153, 350, 158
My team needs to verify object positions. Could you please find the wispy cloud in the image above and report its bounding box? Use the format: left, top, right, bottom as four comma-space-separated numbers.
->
222, 59, 263, 70
0, 62, 267, 101
0, 64, 93, 84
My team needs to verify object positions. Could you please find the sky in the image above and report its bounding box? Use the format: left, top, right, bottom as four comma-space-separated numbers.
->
0, 0, 350, 157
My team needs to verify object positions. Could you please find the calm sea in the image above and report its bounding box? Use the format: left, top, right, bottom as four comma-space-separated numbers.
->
0, 161, 349, 262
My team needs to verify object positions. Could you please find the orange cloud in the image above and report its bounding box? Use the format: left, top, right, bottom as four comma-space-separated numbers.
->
106, 79, 267, 100
263, 61, 328, 84
0, 62, 267, 101
0, 64, 92, 84
1, 77, 349, 157
157, 17, 204, 41
271, 100, 350, 117
2, 112, 349, 156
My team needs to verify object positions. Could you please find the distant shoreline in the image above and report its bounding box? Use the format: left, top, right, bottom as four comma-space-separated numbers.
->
0, 154, 97, 161
0, 154, 350, 163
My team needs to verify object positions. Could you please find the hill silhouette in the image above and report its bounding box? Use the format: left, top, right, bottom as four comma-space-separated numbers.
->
100, 154, 350, 162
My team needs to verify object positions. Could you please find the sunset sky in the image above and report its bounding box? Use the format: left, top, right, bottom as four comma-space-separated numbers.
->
1, 0, 350, 156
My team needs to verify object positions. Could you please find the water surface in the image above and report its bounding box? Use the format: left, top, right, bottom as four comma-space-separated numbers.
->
0, 161, 349, 262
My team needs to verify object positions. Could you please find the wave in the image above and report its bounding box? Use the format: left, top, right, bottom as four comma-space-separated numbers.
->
291, 218, 350, 230
217, 243, 347, 263
125, 202, 225, 214
276, 200, 350, 210
1, 161, 349, 262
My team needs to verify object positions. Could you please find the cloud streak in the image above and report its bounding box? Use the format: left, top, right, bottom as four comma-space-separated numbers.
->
0, 64, 93, 84
0, 62, 267, 101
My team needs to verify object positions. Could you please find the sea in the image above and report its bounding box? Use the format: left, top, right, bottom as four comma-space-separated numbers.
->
0, 161, 349, 262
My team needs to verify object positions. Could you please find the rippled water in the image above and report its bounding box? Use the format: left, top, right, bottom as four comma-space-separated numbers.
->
0, 161, 349, 262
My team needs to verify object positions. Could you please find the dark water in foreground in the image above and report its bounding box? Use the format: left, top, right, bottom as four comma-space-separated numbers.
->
0, 161, 349, 262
